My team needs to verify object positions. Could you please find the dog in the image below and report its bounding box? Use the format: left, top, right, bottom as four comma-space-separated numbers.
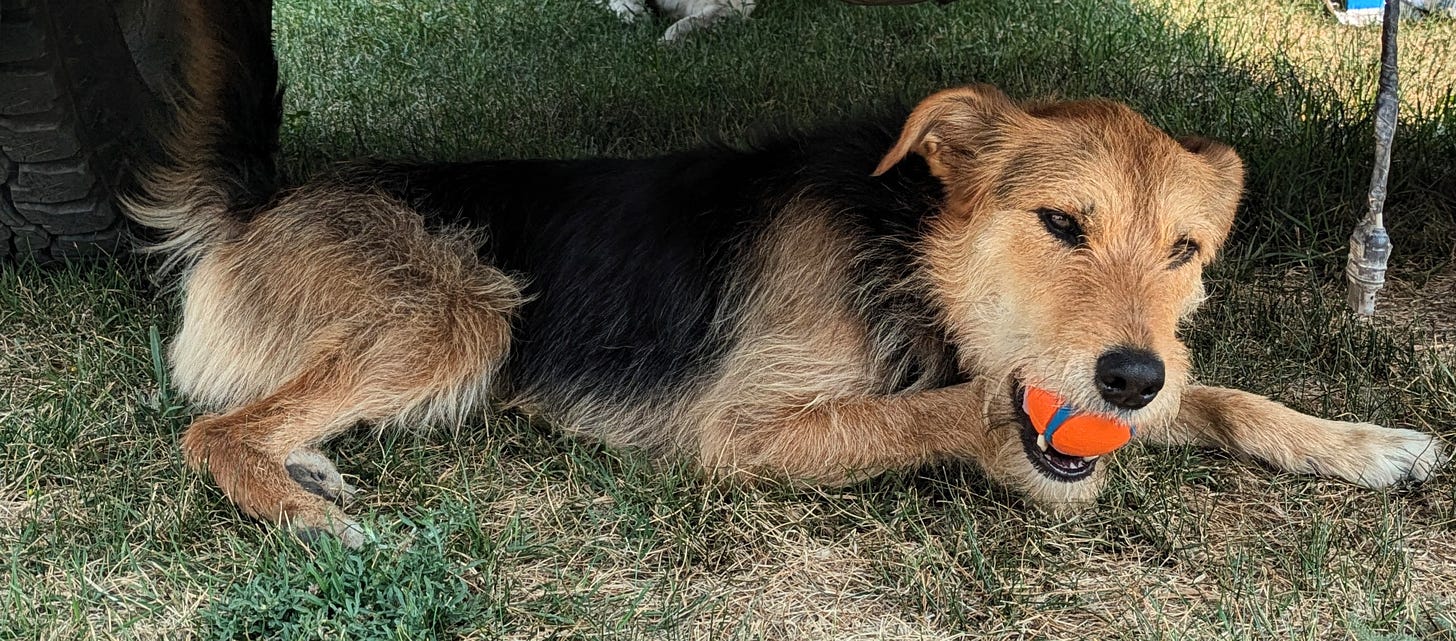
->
598, 0, 952, 41
600, 0, 756, 41
129, 0, 1446, 547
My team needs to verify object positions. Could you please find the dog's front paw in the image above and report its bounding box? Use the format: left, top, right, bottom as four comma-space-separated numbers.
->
1164, 386, 1447, 490
1324, 424, 1447, 488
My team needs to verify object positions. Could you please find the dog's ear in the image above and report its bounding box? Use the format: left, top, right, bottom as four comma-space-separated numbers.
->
874, 84, 1021, 178
1178, 136, 1244, 186
1179, 136, 1245, 241
1180, 135, 1245, 204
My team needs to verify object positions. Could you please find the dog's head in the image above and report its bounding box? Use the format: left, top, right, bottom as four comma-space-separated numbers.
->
876, 85, 1243, 508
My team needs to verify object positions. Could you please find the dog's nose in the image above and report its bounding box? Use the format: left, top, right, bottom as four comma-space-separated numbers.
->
1095, 348, 1165, 410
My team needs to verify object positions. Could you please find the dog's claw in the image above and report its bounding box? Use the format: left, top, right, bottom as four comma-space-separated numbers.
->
1383, 430, 1447, 485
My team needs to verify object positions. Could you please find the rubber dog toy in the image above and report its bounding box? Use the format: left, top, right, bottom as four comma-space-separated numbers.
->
1022, 386, 1134, 457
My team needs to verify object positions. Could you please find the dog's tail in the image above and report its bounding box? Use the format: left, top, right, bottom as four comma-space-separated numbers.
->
124, 0, 282, 273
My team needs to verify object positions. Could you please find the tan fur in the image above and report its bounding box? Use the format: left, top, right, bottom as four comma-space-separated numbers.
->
691, 207, 888, 480
663, 86, 1237, 502
1146, 386, 1445, 488
171, 187, 522, 542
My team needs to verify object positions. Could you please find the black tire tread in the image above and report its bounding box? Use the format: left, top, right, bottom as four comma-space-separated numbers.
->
1, 0, 166, 262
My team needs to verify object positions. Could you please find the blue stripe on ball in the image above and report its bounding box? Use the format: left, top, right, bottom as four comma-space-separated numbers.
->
1044, 405, 1074, 443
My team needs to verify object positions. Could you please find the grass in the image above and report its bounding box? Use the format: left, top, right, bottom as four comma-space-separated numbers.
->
2, 0, 1454, 638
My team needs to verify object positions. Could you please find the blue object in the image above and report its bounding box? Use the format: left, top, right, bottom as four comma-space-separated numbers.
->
1042, 406, 1074, 443
1041, 405, 1137, 445
1328, 0, 1384, 25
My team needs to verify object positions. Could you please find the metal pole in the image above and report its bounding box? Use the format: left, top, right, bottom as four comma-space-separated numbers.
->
1346, 0, 1399, 316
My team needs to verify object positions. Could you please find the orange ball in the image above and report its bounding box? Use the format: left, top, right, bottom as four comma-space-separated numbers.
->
1022, 386, 1134, 457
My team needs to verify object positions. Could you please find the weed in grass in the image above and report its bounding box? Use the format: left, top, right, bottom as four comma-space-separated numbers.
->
198, 515, 499, 640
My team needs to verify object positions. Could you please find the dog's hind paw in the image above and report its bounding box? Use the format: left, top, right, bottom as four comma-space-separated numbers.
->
286, 449, 357, 505
291, 511, 368, 549
1342, 425, 1448, 488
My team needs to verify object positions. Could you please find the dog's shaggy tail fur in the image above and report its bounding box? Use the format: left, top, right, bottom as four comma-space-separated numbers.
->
124, 0, 282, 272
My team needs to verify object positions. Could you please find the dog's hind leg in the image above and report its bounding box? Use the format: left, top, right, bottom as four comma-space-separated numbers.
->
180, 285, 516, 546
182, 364, 370, 546
1142, 385, 1448, 488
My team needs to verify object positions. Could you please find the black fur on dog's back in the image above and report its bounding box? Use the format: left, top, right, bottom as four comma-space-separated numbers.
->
350, 120, 960, 422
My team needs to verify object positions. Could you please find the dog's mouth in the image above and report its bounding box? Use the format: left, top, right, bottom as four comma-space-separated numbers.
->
1012, 380, 1098, 482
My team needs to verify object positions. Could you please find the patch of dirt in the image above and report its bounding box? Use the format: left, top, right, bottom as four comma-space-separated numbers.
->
481, 476, 953, 640
1379, 269, 1456, 356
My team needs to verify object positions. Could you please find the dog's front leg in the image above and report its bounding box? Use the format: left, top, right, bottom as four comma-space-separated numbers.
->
1144, 385, 1446, 487
696, 377, 1002, 485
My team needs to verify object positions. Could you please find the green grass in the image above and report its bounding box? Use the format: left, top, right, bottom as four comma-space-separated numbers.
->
3, 0, 1455, 638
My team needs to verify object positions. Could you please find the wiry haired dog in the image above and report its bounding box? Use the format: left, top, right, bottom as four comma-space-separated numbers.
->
130, 0, 1446, 547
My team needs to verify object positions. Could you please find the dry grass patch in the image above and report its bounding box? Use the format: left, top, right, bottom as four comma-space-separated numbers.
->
1142, 0, 1456, 113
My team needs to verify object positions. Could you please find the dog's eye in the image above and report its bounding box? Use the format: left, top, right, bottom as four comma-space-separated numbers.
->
1169, 237, 1200, 268
1036, 208, 1085, 247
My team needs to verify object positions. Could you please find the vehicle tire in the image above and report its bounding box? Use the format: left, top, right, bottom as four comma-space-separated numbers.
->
0, 0, 177, 262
